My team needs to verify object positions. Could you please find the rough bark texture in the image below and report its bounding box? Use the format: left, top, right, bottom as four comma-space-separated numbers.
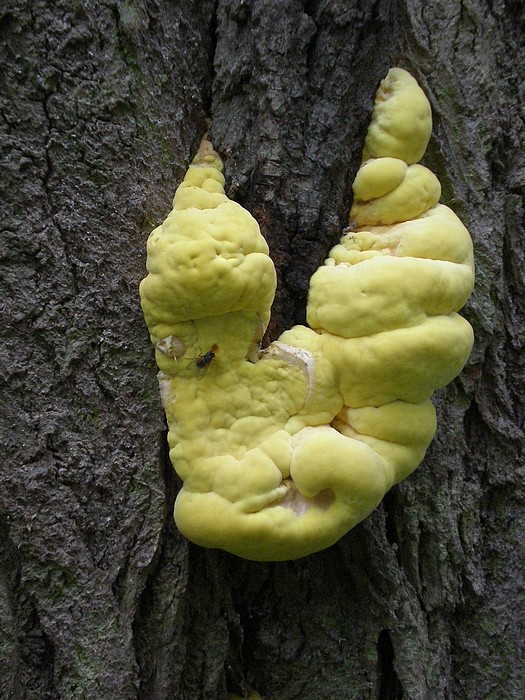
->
1, 1, 523, 699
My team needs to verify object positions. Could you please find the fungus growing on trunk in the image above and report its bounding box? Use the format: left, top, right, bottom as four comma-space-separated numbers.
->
139, 68, 474, 560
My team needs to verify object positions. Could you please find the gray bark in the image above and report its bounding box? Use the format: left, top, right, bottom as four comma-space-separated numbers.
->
1, 1, 523, 699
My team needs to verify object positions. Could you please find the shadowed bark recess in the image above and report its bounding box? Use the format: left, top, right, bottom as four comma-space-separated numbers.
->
1, 1, 524, 699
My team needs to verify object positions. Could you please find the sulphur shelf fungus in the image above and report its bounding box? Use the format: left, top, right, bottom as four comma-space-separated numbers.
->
139, 68, 474, 561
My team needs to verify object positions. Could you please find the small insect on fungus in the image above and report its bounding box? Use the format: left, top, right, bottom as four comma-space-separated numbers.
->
195, 343, 218, 370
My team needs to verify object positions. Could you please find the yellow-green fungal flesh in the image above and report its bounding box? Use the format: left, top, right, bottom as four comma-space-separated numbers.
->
139, 68, 474, 560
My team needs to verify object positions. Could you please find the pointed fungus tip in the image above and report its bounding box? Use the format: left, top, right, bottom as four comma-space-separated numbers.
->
192, 135, 223, 171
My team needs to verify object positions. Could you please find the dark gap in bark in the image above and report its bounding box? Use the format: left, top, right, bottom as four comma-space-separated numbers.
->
377, 629, 404, 699
159, 426, 178, 508
31, 626, 55, 694
206, 0, 219, 122
382, 490, 400, 549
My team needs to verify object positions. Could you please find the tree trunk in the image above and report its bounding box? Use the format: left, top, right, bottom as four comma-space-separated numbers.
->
1, 1, 523, 698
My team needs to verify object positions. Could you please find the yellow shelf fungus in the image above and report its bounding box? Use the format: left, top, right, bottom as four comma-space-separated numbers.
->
139, 67, 474, 561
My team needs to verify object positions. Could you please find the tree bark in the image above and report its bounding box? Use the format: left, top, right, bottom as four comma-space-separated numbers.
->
1, 1, 523, 699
